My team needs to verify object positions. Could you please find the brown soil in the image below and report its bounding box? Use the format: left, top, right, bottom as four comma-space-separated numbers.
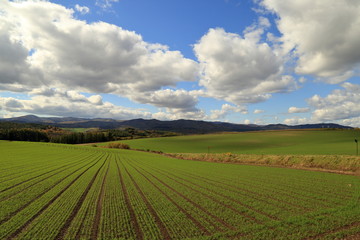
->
55, 155, 107, 240
136, 165, 234, 232
149, 166, 272, 224
6, 155, 102, 240
0, 157, 100, 227
305, 221, 360, 240
115, 159, 144, 240
128, 161, 211, 236
90, 160, 110, 240
123, 165, 172, 239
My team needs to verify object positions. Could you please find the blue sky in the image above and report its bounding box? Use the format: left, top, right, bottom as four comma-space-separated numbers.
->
1, 0, 360, 126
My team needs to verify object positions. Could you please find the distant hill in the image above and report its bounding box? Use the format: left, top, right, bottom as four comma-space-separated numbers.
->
0, 115, 353, 134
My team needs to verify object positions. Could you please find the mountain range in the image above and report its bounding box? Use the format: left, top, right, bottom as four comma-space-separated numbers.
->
0, 115, 353, 134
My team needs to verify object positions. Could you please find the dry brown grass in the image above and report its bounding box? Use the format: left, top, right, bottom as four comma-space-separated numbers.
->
167, 153, 360, 175
107, 142, 130, 149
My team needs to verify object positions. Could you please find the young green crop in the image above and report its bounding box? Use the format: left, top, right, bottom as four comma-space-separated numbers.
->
1, 140, 359, 239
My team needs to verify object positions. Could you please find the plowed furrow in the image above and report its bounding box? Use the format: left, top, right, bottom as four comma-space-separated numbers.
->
54, 155, 108, 240
74, 204, 91, 240
174, 168, 312, 212
129, 162, 210, 236
0, 156, 100, 226
90, 159, 110, 240
140, 162, 278, 222
0, 164, 59, 184
304, 221, 360, 240
0, 155, 93, 202
131, 163, 234, 232
236, 175, 336, 208
0, 151, 94, 185
123, 166, 172, 240
5, 155, 103, 240
145, 165, 272, 223
184, 168, 305, 211
0, 155, 87, 194
115, 159, 143, 240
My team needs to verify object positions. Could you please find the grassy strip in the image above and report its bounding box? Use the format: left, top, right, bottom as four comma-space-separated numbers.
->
166, 153, 360, 175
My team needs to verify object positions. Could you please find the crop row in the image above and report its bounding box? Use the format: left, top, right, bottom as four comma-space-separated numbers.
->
0, 141, 359, 239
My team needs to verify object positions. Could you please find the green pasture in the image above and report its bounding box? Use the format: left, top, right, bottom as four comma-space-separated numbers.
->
116, 129, 360, 155
62, 127, 98, 132
1, 140, 360, 239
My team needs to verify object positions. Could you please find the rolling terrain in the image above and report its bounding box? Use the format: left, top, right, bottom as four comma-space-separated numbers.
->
0, 115, 352, 134
1, 141, 360, 239
112, 129, 360, 155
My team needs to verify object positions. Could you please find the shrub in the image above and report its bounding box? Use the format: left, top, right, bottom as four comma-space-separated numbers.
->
107, 142, 130, 149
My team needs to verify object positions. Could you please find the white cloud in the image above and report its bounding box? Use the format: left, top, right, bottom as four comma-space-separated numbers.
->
75, 4, 90, 14
88, 95, 103, 105
288, 106, 310, 113
307, 82, 360, 124
1, 87, 210, 121
0, 91, 152, 119
254, 109, 264, 114
341, 117, 360, 128
0, 0, 199, 111
244, 119, 251, 124
151, 111, 172, 121
209, 104, 247, 120
284, 117, 309, 125
152, 108, 206, 121
260, 0, 360, 83
131, 89, 199, 111
29, 87, 104, 105
193, 20, 297, 105
298, 77, 307, 84
0, 8, 44, 88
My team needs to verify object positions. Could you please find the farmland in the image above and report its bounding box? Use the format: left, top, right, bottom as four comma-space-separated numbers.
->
116, 129, 360, 155
1, 140, 360, 239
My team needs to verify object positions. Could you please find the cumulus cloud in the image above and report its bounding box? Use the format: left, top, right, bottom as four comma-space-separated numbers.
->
0, 91, 152, 119
0, 0, 199, 111
131, 89, 199, 111
260, 0, 360, 83
29, 87, 104, 105
288, 106, 310, 113
0, 10, 44, 88
193, 19, 297, 105
152, 108, 206, 121
307, 82, 360, 123
209, 104, 248, 120
298, 77, 307, 84
1, 87, 209, 121
254, 109, 265, 114
244, 119, 251, 124
284, 117, 310, 125
341, 117, 360, 128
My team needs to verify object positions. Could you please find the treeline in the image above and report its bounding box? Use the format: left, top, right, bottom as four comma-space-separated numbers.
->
50, 132, 110, 144
0, 128, 113, 144
51, 128, 178, 144
0, 122, 178, 144
0, 129, 49, 142
108, 128, 178, 140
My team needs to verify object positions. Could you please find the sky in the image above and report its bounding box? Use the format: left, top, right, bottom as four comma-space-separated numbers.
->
0, 0, 360, 126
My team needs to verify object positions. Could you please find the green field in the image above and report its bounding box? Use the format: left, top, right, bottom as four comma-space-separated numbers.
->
116, 129, 360, 155
1, 140, 360, 239
62, 128, 99, 133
